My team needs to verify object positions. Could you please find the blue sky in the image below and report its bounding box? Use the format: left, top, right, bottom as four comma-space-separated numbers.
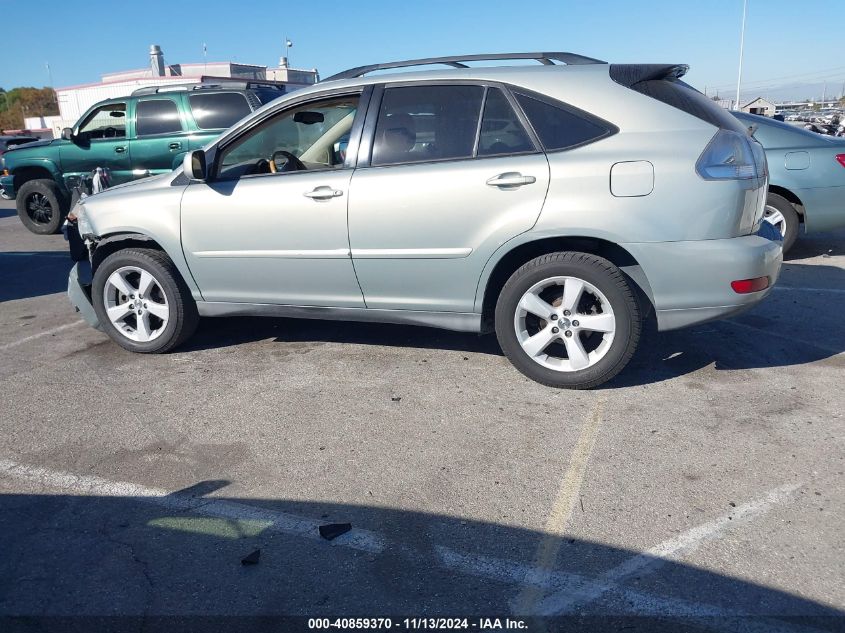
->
1, 0, 842, 101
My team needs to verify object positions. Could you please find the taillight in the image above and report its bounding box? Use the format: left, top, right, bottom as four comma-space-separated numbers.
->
731, 277, 770, 294
696, 129, 764, 180
836, 154, 845, 168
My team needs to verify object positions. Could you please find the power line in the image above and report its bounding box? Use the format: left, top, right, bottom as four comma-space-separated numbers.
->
707, 64, 845, 91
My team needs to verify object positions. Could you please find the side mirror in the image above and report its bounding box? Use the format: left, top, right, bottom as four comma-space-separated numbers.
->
61, 128, 74, 141
183, 150, 207, 181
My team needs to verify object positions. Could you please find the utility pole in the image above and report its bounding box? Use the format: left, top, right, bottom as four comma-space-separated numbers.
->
45, 62, 58, 109
734, 0, 748, 110
284, 36, 293, 68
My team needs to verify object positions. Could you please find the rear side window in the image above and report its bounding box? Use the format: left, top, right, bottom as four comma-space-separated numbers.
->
135, 99, 182, 137
515, 93, 611, 151
371, 85, 484, 166
189, 92, 252, 130
478, 89, 534, 157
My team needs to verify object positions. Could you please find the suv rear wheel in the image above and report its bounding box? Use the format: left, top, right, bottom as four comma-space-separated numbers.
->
16, 179, 67, 234
495, 252, 641, 389
92, 248, 199, 353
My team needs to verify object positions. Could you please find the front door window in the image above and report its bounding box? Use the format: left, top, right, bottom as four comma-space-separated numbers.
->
77, 103, 127, 140
216, 95, 360, 180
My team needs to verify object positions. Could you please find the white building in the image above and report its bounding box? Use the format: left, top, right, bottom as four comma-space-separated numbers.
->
53, 45, 318, 134
740, 97, 776, 117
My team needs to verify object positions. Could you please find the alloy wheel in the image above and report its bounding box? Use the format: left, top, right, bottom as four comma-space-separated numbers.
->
26, 193, 53, 225
513, 276, 616, 372
103, 266, 170, 342
763, 204, 786, 236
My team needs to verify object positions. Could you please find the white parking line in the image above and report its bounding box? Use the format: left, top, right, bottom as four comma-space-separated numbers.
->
534, 483, 801, 616
0, 459, 812, 631
0, 321, 86, 352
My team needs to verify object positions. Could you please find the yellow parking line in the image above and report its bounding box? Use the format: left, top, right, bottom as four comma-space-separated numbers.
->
513, 397, 606, 617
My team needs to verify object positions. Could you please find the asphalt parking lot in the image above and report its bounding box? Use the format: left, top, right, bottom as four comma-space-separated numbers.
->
0, 197, 843, 631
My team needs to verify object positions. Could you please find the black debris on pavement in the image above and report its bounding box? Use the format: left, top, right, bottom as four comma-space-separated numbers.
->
241, 549, 261, 565
319, 523, 352, 541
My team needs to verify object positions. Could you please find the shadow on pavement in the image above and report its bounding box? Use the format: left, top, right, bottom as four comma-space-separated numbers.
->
183, 262, 845, 389
786, 232, 843, 261
0, 251, 73, 302
0, 487, 841, 631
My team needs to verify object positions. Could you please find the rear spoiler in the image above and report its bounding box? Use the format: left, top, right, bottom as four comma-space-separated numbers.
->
609, 64, 689, 87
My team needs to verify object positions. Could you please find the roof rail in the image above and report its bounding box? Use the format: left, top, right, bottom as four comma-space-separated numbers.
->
323, 52, 606, 82
131, 80, 285, 96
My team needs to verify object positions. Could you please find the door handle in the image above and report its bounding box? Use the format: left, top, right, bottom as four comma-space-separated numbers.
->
303, 186, 343, 200
486, 172, 536, 187
114, 146, 126, 154
169, 142, 182, 150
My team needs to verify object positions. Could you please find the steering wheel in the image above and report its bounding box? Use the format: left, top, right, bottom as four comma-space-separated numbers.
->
104, 127, 117, 138
269, 150, 306, 173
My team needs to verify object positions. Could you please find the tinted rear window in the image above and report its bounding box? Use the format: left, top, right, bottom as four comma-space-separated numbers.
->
253, 89, 285, 105
515, 93, 612, 151
627, 79, 746, 132
478, 89, 534, 156
136, 99, 182, 136
189, 92, 252, 130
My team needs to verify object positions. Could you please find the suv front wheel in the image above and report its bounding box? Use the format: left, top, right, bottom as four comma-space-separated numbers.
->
16, 179, 67, 234
495, 252, 641, 389
92, 248, 199, 353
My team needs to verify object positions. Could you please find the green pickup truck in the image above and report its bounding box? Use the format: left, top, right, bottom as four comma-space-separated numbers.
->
1, 81, 284, 234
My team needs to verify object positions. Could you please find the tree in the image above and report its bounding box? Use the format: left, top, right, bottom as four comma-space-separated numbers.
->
0, 87, 58, 131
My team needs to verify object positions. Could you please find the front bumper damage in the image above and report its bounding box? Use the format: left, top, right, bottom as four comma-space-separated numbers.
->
68, 262, 102, 331
65, 216, 102, 331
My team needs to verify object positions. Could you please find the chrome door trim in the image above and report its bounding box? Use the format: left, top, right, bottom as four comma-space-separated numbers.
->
193, 249, 351, 259
350, 248, 472, 259
196, 302, 482, 333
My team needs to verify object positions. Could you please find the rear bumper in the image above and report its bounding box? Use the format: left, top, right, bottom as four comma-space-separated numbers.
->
68, 262, 102, 331
0, 174, 14, 198
624, 231, 783, 331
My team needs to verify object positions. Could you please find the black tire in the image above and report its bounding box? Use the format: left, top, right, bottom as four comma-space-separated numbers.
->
16, 179, 67, 234
494, 252, 641, 389
765, 192, 800, 254
92, 248, 199, 353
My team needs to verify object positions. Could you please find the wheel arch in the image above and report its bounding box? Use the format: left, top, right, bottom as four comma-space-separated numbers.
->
477, 235, 656, 333
13, 164, 61, 192
768, 185, 805, 222
91, 232, 203, 300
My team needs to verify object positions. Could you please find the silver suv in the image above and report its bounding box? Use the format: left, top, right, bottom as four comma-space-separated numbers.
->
66, 53, 782, 389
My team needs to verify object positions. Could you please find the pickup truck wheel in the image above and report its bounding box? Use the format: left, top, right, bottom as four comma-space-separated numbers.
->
92, 248, 199, 353
16, 179, 67, 234
495, 252, 641, 389
764, 193, 800, 253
